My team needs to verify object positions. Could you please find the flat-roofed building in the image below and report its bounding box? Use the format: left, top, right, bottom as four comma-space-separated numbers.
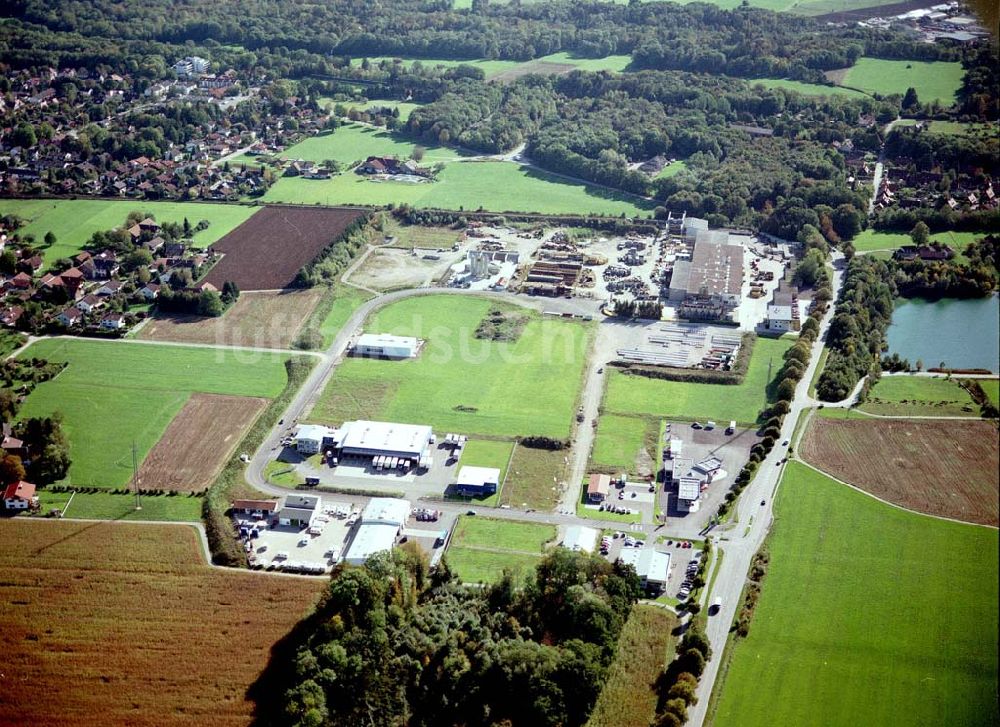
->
453, 466, 501, 496
336, 420, 433, 466
677, 478, 702, 513
278, 494, 321, 527
669, 229, 743, 317
353, 333, 420, 359
562, 525, 600, 553
619, 547, 671, 592
294, 424, 336, 454
345, 497, 411, 565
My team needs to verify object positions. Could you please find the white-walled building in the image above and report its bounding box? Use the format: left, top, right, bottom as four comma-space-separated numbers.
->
353, 333, 420, 359
562, 525, 600, 553
333, 420, 433, 466
345, 497, 411, 565
295, 424, 336, 454
618, 547, 671, 592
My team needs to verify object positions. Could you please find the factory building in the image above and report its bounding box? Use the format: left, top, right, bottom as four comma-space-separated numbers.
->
331, 420, 434, 469
452, 466, 501, 496
668, 229, 744, 320
352, 333, 421, 359
344, 497, 411, 566
618, 547, 671, 592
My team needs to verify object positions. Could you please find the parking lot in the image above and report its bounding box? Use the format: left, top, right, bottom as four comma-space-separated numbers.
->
659, 421, 762, 530
238, 497, 364, 572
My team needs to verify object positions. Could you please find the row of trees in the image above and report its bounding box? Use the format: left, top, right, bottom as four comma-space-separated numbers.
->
273, 546, 642, 727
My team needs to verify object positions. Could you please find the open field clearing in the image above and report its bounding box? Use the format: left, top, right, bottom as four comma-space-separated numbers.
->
139, 289, 322, 349
17, 338, 293, 488
837, 58, 965, 105
263, 160, 653, 216
0, 199, 259, 270
278, 123, 460, 165
349, 53, 631, 78
791, 0, 922, 15
591, 414, 655, 473
35, 489, 203, 520
324, 98, 423, 122
801, 418, 999, 525
857, 375, 980, 417
979, 379, 1000, 407
136, 394, 268, 492
750, 78, 869, 98
349, 56, 522, 79
604, 336, 793, 426
447, 515, 556, 583
203, 205, 364, 290
309, 296, 590, 439
384, 221, 463, 249
894, 119, 998, 137
500, 445, 568, 511
314, 286, 373, 347
712, 461, 998, 727
587, 605, 679, 727
0, 520, 323, 726
852, 229, 982, 253
351, 246, 456, 291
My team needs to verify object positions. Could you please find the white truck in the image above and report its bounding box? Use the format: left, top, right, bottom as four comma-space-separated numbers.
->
726, 420, 736, 435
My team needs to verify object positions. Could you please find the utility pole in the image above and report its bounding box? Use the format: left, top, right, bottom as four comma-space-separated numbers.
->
132, 440, 142, 511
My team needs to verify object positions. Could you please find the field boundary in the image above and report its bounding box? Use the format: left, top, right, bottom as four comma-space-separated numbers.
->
794, 456, 998, 530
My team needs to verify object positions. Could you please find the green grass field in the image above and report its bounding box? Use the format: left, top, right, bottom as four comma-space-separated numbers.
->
316, 286, 373, 348
16, 339, 294, 488
349, 53, 632, 77
349, 56, 522, 79
459, 440, 515, 484
858, 375, 979, 417
532, 52, 633, 73
976, 379, 1000, 407
309, 296, 590, 439
263, 159, 653, 216
591, 414, 652, 472
0, 199, 260, 270
894, 119, 998, 137
604, 336, 794, 426
587, 605, 678, 727
839, 58, 965, 106
447, 515, 555, 583
323, 98, 423, 123
750, 78, 869, 98
279, 123, 461, 165
654, 160, 689, 180
35, 490, 202, 521
852, 229, 982, 253
713, 461, 998, 727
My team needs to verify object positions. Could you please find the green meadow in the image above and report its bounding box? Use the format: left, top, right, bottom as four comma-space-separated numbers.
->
976, 379, 999, 407
278, 123, 461, 165
447, 515, 555, 584
859, 375, 980, 417
750, 78, 869, 98
851, 229, 983, 253
309, 296, 591, 439
591, 414, 654, 473
16, 339, 294, 488
839, 58, 965, 106
713, 461, 998, 727
324, 98, 424, 122
895, 119, 998, 137
0, 199, 260, 270
349, 56, 521, 79
603, 336, 794, 426
264, 159, 653, 216
36, 490, 202, 521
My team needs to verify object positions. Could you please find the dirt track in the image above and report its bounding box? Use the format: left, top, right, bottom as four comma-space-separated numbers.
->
137, 393, 268, 491
802, 417, 999, 526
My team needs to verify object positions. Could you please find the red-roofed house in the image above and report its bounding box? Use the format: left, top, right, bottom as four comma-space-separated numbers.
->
4, 480, 37, 510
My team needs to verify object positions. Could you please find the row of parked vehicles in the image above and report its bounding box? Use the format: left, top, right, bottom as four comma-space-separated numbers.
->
678, 553, 702, 600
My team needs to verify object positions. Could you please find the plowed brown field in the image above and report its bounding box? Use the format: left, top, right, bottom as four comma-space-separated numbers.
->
801, 417, 999, 526
137, 393, 267, 492
0, 520, 324, 726
203, 205, 363, 290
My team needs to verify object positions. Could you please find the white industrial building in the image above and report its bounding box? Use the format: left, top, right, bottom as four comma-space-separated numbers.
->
344, 497, 411, 565
294, 424, 337, 454
353, 333, 421, 359
453, 465, 501, 496
331, 420, 434, 468
677, 478, 702, 513
619, 547, 671, 592
562, 525, 600, 553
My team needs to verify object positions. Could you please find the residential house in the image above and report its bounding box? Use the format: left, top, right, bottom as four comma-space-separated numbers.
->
10, 272, 33, 289
140, 283, 160, 300
3, 480, 37, 511
231, 499, 278, 517
75, 294, 104, 314
56, 307, 82, 327
100, 313, 126, 330
587, 473, 611, 503
96, 280, 124, 297
0, 306, 23, 327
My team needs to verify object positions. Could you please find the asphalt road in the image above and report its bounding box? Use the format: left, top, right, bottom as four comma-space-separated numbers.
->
686, 253, 846, 727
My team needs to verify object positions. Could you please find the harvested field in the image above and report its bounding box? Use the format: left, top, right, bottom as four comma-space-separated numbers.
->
139, 289, 322, 349
492, 61, 576, 83
137, 393, 268, 492
801, 418, 999, 526
0, 520, 324, 727
203, 205, 363, 290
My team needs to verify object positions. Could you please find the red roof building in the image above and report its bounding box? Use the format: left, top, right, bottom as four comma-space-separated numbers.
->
3, 480, 37, 510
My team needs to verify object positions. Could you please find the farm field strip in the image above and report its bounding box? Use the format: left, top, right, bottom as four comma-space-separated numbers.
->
35, 489, 203, 521
851, 229, 982, 253
0, 520, 324, 726
136, 393, 268, 492
138, 289, 323, 349
800, 417, 999, 526
836, 58, 965, 105
858, 375, 980, 417
203, 205, 364, 290
712, 461, 998, 727
16, 338, 295, 488
0, 199, 260, 270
